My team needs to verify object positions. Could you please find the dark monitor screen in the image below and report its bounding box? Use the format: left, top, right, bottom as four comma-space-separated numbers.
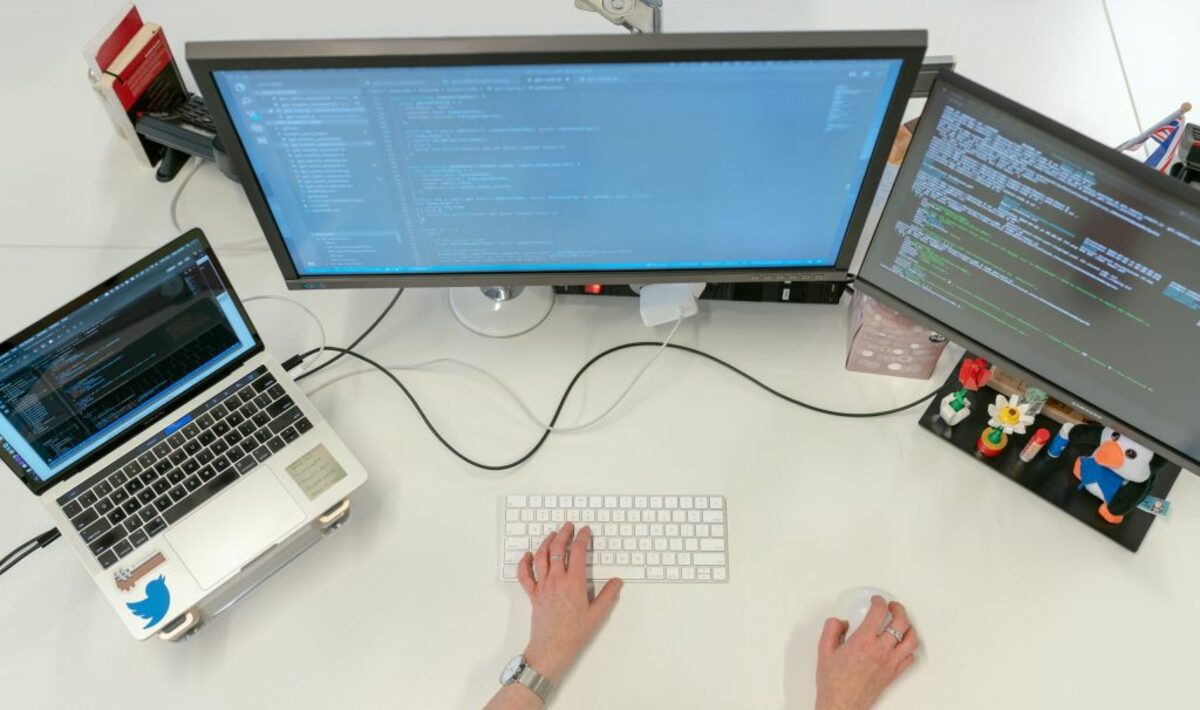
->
859, 73, 1200, 470
189, 33, 925, 287
0, 235, 258, 490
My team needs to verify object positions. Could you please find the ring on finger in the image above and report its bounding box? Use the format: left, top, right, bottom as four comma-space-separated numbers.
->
881, 626, 905, 644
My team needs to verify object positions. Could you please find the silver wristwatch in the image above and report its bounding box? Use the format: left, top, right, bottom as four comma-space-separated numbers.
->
499, 654, 554, 704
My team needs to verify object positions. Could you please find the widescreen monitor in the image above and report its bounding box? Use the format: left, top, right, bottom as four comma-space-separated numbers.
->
857, 71, 1200, 474
188, 32, 926, 289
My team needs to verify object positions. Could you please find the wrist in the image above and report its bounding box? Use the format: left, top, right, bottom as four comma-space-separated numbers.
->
522, 645, 572, 685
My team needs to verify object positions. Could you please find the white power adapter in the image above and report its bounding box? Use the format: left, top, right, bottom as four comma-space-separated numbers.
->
637, 283, 705, 327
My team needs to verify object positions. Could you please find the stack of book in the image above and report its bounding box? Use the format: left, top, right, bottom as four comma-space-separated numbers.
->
82, 4, 188, 166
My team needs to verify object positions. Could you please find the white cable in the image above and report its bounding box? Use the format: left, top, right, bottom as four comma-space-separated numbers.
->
169, 159, 204, 233
303, 314, 685, 434
168, 159, 267, 250
243, 295, 326, 374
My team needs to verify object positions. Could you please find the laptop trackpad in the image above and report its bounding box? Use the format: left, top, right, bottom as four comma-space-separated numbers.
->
166, 468, 305, 590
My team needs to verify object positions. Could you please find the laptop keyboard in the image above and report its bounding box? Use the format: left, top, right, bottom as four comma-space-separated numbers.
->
55, 367, 313, 570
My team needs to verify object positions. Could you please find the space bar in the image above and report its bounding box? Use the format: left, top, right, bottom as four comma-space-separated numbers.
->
587, 566, 645, 581
163, 470, 240, 525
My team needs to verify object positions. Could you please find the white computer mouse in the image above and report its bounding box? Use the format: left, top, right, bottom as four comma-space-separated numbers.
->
835, 587, 893, 640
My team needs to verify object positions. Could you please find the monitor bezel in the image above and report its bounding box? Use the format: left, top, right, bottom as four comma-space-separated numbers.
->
187, 31, 927, 290
0, 229, 265, 495
856, 69, 1200, 476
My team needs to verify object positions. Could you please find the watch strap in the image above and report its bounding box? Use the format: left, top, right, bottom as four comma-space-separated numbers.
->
515, 664, 554, 703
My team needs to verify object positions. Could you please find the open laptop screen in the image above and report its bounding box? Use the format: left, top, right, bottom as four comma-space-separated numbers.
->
0, 236, 257, 488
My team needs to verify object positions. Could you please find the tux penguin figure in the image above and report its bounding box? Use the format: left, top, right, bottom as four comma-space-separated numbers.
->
1069, 425, 1167, 524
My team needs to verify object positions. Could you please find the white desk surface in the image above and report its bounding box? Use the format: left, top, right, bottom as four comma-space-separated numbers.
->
3, 2, 1200, 708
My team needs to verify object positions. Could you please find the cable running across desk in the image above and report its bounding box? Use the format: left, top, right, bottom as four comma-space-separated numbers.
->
292, 342, 939, 471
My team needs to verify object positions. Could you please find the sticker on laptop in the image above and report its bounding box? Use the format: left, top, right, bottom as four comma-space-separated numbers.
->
126, 574, 171, 629
285, 444, 348, 501
114, 551, 167, 593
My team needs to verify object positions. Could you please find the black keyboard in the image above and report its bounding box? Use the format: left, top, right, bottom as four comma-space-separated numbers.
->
56, 367, 314, 570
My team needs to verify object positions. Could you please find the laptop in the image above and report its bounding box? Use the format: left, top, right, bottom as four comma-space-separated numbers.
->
0, 229, 368, 639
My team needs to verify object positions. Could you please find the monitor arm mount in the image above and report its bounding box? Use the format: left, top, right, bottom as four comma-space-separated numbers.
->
575, 0, 663, 34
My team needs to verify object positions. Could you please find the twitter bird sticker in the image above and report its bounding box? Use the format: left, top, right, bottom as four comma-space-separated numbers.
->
127, 575, 171, 629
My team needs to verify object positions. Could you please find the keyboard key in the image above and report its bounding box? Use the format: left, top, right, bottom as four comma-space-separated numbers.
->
97, 550, 119, 569
169, 449, 188, 465
114, 539, 134, 559
129, 529, 149, 549
294, 417, 313, 435
137, 489, 156, 505
252, 411, 271, 427
241, 441, 258, 457
137, 451, 157, 468
269, 407, 304, 434
110, 470, 129, 486
211, 439, 229, 456
152, 442, 172, 459
198, 430, 217, 447
253, 393, 272, 409
240, 401, 259, 417
225, 429, 243, 446
122, 499, 141, 515
79, 490, 98, 508
124, 478, 144, 495
71, 507, 98, 531
235, 455, 257, 475
196, 414, 215, 430
226, 412, 245, 428
253, 446, 271, 463
237, 386, 256, 403
94, 481, 113, 498
154, 459, 172, 475
97, 516, 125, 545
139, 507, 159, 524
266, 437, 285, 453
167, 432, 186, 449
96, 498, 114, 515
280, 427, 299, 443
228, 446, 246, 462
154, 496, 172, 513
182, 459, 200, 474
265, 396, 295, 419
181, 423, 201, 439
591, 565, 645, 580
266, 384, 286, 401
183, 475, 202, 491
184, 440, 202, 456
196, 449, 214, 464
162, 469, 239, 525
213, 421, 231, 437
254, 430, 272, 445
62, 500, 82, 518
80, 518, 111, 544
213, 455, 231, 472
198, 465, 216, 481
211, 404, 229, 420
252, 375, 277, 393
111, 488, 130, 505
152, 479, 170, 494
169, 486, 188, 503
145, 517, 167, 537
167, 469, 185, 484
238, 420, 257, 437
139, 469, 157, 485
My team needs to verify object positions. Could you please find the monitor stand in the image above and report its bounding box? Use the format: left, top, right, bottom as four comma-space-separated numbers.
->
449, 286, 555, 338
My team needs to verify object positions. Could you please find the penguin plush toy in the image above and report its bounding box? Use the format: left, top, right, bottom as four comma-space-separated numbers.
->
1069, 425, 1167, 524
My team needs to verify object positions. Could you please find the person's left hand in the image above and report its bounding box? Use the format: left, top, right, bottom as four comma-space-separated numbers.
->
516, 522, 623, 684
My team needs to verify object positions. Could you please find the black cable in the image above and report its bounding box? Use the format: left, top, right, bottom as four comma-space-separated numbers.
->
294, 289, 403, 382
0, 528, 60, 577
295, 342, 939, 471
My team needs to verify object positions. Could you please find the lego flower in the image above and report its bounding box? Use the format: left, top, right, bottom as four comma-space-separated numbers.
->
957, 357, 992, 391
987, 393, 1034, 435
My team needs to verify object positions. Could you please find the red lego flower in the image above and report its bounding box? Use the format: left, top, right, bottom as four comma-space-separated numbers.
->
958, 357, 992, 391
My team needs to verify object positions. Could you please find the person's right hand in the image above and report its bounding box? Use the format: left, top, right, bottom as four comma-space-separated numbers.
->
516, 522, 623, 685
814, 596, 919, 710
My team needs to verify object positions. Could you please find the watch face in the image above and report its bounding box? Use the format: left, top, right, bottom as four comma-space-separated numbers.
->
500, 655, 526, 684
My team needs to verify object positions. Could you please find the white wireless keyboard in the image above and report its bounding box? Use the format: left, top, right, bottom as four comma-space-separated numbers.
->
500, 495, 729, 583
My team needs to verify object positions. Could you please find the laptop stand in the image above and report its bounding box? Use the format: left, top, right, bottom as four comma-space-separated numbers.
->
155, 497, 352, 642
